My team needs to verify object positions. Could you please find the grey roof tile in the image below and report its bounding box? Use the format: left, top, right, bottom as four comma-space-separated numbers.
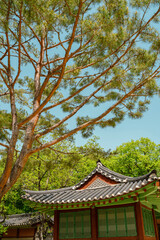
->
86, 178, 110, 189
22, 161, 157, 205
0, 213, 41, 227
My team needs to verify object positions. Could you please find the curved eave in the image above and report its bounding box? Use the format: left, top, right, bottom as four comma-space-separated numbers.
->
23, 179, 157, 206
23, 181, 158, 214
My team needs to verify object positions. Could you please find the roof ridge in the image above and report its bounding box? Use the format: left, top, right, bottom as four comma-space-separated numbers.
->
98, 165, 130, 179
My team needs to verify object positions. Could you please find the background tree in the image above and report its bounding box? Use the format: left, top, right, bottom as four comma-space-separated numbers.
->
0, 0, 160, 199
107, 137, 160, 176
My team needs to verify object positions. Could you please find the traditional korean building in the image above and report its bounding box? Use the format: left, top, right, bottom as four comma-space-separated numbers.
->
0, 213, 53, 240
23, 161, 160, 240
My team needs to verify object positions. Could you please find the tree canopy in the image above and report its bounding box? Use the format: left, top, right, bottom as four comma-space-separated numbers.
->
107, 137, 160, 176
0, 0, 160, 199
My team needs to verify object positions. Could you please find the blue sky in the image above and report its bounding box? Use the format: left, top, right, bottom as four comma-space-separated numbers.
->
75, 95, 160, 151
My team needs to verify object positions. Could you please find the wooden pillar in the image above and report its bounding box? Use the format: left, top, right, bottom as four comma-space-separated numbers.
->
135, 202, 145, 240
54, 210, 59, 240
91, 207, 98, 240
152, 209, 159, 240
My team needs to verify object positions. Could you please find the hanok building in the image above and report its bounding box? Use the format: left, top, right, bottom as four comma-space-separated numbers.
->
0, 213, 53, 240
23, 161, 160, 240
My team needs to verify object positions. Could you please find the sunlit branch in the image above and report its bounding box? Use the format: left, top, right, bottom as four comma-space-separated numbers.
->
45, 29, 100, 51
45, 36, 51, 72
48, 147, 78, 155
36, 66, 133, 139
0, 142, 9, 149
0, 39, 20, 61
52, 26, 67, 52
0, 91, 9, 97
18, 0, 83, 128
69, 36, 94, 60
41, 27, 153, 114
0, 60, 8, 71
13, 4, 22, 86
140, 0, 152, 27
36, 65, 63, 102
45, 37, 71, 51
13, 37, 36, 47
8, 28, 37, 71
13, 11, 41, 44
64, 0, 76, 17
5, 1, 11, 78
0, 70, 10, 89
0, 49, 8, 61
84, 0, 94, 12
30, 67, 160, 154
43, 36, 93, 67
35, 79, 113, 139
42, 57, 64, 66
11, 47, 37, 65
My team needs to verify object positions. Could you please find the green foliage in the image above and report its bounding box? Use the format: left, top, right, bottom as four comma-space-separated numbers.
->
21, 137, 110, 190
107, 137, 160, 176
2, 184, 32, 215
0, 224, 8, 235
0, 199, 8, 235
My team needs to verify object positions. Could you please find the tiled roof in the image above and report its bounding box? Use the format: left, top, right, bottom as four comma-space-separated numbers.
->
86, 178, 110, 189
1, 213, 54, 227
73, 161, 157, 189
1, 213, 41, 227
22, 161, 157, 205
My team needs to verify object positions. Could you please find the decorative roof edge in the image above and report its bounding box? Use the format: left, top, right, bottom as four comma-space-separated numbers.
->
72, 160, 157, 190
23, 180, 158, 212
